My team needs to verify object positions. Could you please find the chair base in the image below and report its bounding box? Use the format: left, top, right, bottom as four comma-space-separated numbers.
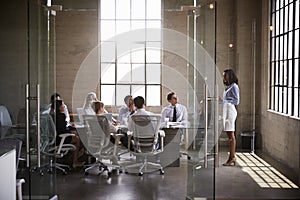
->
125, 157, 164, 176
40, 159, 70, 175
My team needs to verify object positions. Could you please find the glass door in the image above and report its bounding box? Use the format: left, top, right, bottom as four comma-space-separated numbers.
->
184, 1, 222, 199
26, 0, 57, 198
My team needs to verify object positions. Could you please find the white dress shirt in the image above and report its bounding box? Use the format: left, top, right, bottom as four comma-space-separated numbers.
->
118, 105, 131, 125
161, 103, 188, 124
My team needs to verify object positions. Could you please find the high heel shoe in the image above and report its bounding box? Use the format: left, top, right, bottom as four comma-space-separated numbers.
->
223, 157, 236, 166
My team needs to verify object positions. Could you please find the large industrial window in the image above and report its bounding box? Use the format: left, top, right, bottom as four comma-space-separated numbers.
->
99, 0, 162, 106
270, 0, 299, 118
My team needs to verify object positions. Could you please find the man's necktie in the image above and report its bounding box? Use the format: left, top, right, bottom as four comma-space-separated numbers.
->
172, 106, 177, 122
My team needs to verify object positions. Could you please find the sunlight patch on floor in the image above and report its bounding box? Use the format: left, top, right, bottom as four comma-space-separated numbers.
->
236, 152, 298, 189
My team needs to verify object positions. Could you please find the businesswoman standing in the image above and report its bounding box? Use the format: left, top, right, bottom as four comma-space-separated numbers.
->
222, 69, 240, 166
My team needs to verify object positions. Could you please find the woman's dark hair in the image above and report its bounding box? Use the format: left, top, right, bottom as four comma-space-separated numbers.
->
93, 101, 104, 114
224, 69, 238, 85
51, 99, 63, 113
50, 93, 60, 103
133, 96, 145, 109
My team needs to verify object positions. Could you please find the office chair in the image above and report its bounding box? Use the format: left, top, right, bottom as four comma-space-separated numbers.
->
125, 114, 165, 176
40, 114, 76, 175
0, 138, 25, 200
82, 115, 120, 178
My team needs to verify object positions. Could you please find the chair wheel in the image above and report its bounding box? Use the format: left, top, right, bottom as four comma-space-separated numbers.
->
160, 169, 164, 175
138, 172, 143, 176
84, 171, 89, 176
63, 171, 67, 175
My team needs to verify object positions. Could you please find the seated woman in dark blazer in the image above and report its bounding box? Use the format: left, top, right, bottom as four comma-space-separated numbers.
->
51, 99, 84, 168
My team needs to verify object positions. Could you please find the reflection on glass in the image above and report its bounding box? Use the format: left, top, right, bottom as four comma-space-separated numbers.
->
295, 59, 299, 86
101, 20, 115, 41
101, 0, 115, 19
146, 85, 160, 106
116, 85, 130, 105
116, 0, 130, 19
132, 64, 145, 83
101, 42, 115, 62
146, 64, 160, 84
132, 85, 145, 98
131, 21, 146, 41
117, 64, 131, 83
101, 64, 115, 84
131, 47, 145, 63
132, 0, 145, 19
147, 21, 161, 41
295, 30, 299, 57
101, 85, 115, 105
146, 49, 160, 63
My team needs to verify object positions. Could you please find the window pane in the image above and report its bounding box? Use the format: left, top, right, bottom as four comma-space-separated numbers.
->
132, 0, 145, 19
289, 3, 294, 31
294, 88, 299, 116
295, 59, 299, 87
283, 87, 287, 113
275, 87, 279, 111
276, 11, 280, 35
132, 64, 145, 83
117, 43, 131, 63
296, 0, 299, 28
295, 30, 299, 58
284, 6, 288, 32
278, 87, 283, 112
147, 20, 161, 41
146, 64, 160, 84
288, 87, 292, 115
132, 85, 145, 98
131, 21, 146, 41
288, 32, 293, 59
280, 8, 284, 34
283, 34, 287, 59
116, 85, 130, 105
288, 60, 293, 87
101, 64, 115, 84
117, 64, 131, 83
283, 60, 288, 85
276, 37, 279, 60
146, 85, 160, 106
131, 43, 145, 63
146, 42, 161, 63
116, 0, 130, 19
101, 20, 115, 41
147, 0, 161, 19
116, 20, 131, 35
101, 0, 115, 19
101, 42, 115, 62
101, 85, 115, 105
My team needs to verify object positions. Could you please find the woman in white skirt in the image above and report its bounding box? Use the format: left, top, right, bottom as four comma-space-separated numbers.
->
222, 69, 239, 166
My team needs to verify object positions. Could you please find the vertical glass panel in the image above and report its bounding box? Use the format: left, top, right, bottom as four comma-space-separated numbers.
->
288, 60, 293, 87
276, 37, 279, 60
280, 8, 284, 34
280, 0, 284, 8
283, 34, 288, 59
284, 5, 289, 32
283, 60, 288, 85
276, 11, 280, 35
116, 85, 130, 105
132, 64, 145, 83
101, 42, 115, 62
147, 20, 162, 41
101, 85, 115, 105
294, 88, 299, 116
117, 64, 131, 83
118, 53, 131, 63
101, 64, 115, 84
146, 0, 161, 19
116, 0, 130, 19
279, 61, 283, 84
116, 20, 131, 35
283, 87, 287, 113
146, 64, 160, 84
295, 59, 299, 86
275, 86, 279, 110
146, 85, 160, 106
288, 87, 292, 115
288, 32, 293, 59
296, 0, 299, 28
132, 0, 145, 19
276, 0, 280, 10
131, 43, 145, 63
279, 87, 283, 112
101, 0, 115, 19
295, 30, 299, 57
132, 85, 145, 98
101, 20, 115, 41
280, 36, 284, 60
289, 3, 294, 31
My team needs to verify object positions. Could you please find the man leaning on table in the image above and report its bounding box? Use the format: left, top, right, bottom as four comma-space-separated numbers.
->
161, 92, 188, 145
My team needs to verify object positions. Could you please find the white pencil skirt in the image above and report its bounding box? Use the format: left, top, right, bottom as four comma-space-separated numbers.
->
223, 103, 237, 132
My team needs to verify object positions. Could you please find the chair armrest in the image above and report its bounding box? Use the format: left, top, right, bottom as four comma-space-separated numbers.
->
57, 133, 75, 154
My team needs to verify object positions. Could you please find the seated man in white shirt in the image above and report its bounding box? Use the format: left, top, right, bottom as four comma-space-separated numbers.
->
118, 95, 135, 125
161, 92, 188, 145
